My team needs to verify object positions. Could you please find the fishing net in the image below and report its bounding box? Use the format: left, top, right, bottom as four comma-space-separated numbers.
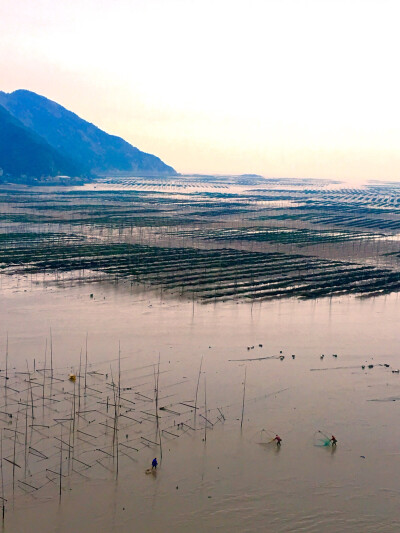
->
257, 428, 278, 446
313, 430, 331, 447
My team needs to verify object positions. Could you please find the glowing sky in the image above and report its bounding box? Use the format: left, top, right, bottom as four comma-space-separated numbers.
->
1, 0, 400, 180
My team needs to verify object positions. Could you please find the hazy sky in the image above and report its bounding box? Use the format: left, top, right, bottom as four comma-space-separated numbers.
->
1, 0, 400, 180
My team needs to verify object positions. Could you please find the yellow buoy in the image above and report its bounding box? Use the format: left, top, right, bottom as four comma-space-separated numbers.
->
69, 374, 76, 382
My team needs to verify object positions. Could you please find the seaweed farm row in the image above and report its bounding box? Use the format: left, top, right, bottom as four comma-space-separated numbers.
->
1, 175, 400, 301
252, 205, 400, 233
164, 226, 382, 247
2, 238, 400, 300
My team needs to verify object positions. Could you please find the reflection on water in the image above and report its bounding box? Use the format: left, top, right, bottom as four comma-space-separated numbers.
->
1, 277, 400, 532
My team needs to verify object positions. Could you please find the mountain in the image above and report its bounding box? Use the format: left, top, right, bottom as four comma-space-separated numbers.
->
0, 89, 176, 178
0, 104, 83, 183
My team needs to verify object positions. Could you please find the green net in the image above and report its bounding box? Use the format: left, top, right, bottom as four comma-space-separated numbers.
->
314, 430, 332, 447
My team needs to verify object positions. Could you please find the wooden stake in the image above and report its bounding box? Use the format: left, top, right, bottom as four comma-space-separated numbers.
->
12, 410, 19, 498
84, 333, 88, 394
78, 349, 82, 414
240, 366, 247, 431
204, 374, 207, 443
50, 328, 53, 378
155, 353, 160, 430
43, 338, 47, 413
24, 399, 28, 477
59, 425, 63, 501
5, 332, 8, 383
194, 356, 203, 427
1, 429, 5, 522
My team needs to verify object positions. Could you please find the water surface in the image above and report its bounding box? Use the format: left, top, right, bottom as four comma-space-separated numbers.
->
1, 276, 400, 532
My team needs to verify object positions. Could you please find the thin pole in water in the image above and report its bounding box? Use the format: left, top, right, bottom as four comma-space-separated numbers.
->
118, 342, 121, 405
59, 425, 63, 501
240, 366, 247, 431
194, 356, 203, 427
26, 360, 34, 421
12, 410, 19, 498
84, 333, 88, 394
78, 349, 82, 414
43, 338, 47, 413
155, 353, 160, 430
5, 332, 8, 383
158, 425, 163, 467
204, 374, 207, 443
116, 343, 121, 479
71, 378, 76, 474
1, 429, 5, 522
24, 395, 29, 478
50, 328, 53, 378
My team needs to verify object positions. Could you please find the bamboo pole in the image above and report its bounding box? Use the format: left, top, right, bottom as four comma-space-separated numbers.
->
155, 353, 160, 430
42, 338, 47, 413
50, 328, 53, 378
59, 425, 63, 501
194, 356, 203, 427
12, 409, 19, 498
5, 333, 8, 383
84, 333, 88, 394
1, 429, 5, 522
240, 367, 247, 431
204, 374, 207, 443
78, 349, 82, 414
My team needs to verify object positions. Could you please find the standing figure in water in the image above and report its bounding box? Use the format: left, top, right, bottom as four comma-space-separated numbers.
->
330, 435, 337, 446
273, 434, 282, 446
152, 457, 158, 470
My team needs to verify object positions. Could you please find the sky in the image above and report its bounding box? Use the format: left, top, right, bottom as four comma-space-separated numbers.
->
1, 0, 400, 180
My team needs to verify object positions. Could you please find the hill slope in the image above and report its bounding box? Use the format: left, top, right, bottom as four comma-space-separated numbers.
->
0, 104, 82, 182
0, 89, 176, 177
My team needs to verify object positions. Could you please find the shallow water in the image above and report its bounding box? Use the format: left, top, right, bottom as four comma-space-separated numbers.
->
1, 275, 400, 531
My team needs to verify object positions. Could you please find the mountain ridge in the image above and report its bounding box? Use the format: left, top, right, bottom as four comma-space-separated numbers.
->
0, 89, 177, 182
0, 103, 85, 183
